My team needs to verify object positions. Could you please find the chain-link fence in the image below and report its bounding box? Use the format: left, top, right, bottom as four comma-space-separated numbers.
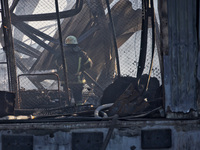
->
0, 56, 8, 91
7, 0, 161, 110
18, 73, 64, 109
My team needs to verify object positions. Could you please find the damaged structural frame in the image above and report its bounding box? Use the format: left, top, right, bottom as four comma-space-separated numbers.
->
2, 0, 159, 114
2, 0, 122, 108
0, 0, 199, 150
0, 0, 199, 118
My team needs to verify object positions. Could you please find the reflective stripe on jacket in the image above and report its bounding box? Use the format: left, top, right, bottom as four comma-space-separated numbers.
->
56, 46, 92, 84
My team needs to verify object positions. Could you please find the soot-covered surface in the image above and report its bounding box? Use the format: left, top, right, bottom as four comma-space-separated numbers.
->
100, 75, 161, 105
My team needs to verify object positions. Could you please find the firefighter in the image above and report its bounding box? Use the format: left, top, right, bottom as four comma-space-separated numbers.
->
56, 35, 93, 105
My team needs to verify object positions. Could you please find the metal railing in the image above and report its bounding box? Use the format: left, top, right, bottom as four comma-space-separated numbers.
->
18, 73, 62, 109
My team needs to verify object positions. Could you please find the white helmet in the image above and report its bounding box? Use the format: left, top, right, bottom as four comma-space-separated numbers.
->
65, 35, 78, 45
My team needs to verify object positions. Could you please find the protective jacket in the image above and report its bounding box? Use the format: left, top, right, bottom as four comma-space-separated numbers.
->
56, 45, 92, 84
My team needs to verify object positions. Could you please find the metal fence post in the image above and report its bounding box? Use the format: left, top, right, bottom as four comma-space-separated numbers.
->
1, 0, 18, 107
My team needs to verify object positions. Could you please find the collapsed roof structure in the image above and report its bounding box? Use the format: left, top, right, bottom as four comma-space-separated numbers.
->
0, 0, 199, 149
0, 0, 161, 110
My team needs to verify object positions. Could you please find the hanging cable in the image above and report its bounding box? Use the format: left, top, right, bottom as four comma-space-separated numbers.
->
136, 0, 155, 92
137, 0, 149, 80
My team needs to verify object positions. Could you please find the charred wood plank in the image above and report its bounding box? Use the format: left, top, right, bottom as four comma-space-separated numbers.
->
85, 0, 114, 86
14, 44, 38, 58
12, 20, 56, 54
13, 0, 40, 43
78, 26, 99, 43
111, 1, 142, 37
109, 0, 142, 49
107, 83, 149, 117
14, 39, 41, 58
61, 4, 92, 41
15, 54, 29, 73
10, 0, 20, 12
11, 14, 59, 44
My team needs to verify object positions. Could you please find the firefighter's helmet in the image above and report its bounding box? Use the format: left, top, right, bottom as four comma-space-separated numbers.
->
65, 35, 78, 45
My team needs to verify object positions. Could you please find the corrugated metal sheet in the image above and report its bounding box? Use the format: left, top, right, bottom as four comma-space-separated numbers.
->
164, 0, 198, 114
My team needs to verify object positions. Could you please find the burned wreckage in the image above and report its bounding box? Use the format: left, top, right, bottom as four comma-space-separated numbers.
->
0, 0, 199, 149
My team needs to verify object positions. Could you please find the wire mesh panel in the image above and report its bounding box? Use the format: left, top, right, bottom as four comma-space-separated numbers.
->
0, 3, 9, 91
18, 73, 63, 109
7, 0, 161, 110
0, 55, 9, 91
0, 63, 9, 91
